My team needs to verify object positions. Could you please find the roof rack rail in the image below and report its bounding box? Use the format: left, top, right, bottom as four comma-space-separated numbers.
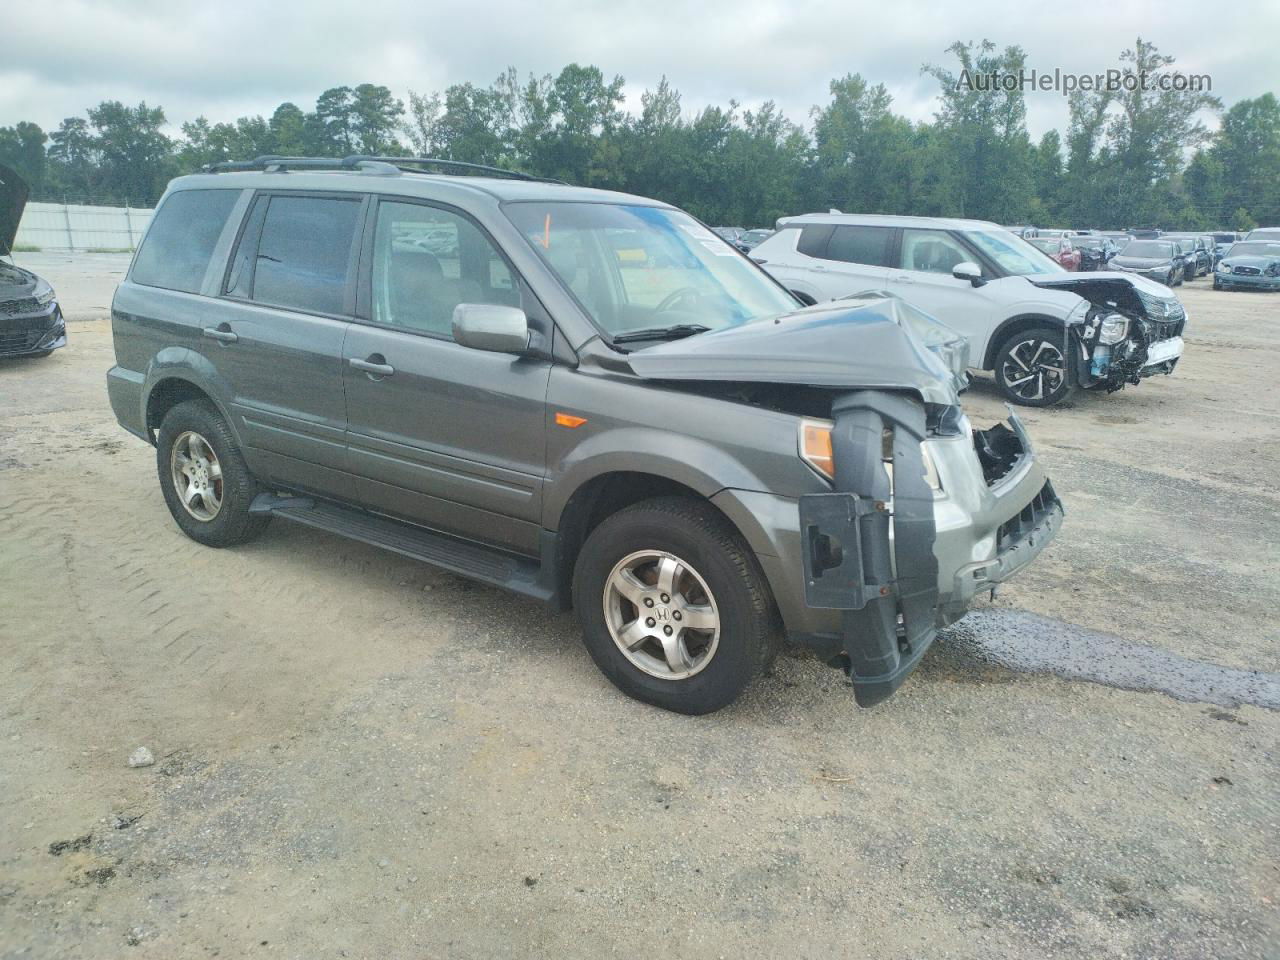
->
346, 156, 562, 183
202, 154, 563, 184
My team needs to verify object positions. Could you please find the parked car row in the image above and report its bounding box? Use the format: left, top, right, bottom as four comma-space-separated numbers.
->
1003, 225, 1277, 292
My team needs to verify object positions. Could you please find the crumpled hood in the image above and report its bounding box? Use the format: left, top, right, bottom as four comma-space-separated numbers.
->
1220, 255, 1279, 270
0, 163, 29, 257
625, 298, 961, 406
1029, 271, 1177, 314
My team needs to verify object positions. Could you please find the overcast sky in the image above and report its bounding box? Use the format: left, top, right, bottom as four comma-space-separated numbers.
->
4, 0, 1277, 142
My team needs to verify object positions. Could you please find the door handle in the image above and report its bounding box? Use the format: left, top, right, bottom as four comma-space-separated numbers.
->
350, 356, 395, 378
202, 325, 238, 343
893, 274, 915, 283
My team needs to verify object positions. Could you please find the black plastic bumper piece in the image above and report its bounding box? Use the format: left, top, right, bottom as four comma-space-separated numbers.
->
799, 391, 939, 707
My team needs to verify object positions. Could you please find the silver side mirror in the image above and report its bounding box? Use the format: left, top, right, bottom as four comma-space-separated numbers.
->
452, 304, 531, 355
952, 261, 986, 286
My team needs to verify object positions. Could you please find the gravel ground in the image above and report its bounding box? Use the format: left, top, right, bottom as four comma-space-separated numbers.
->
1, 253, 1277, 959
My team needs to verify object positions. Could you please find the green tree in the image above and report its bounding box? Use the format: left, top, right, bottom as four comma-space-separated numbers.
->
812, 74, 917, 214
86, 101, 172, 202
1213, 94, 1280, 228
269, 103, 308, 156
1029, 130, 1064, 223
922, 40, 1036, 222
1101, 38, 1221, 227
1183, 150, 1225, 227
0, 122, 48, 193
46, 117, 98, 197
350, 84, 405, 154
309, 86, 357, 153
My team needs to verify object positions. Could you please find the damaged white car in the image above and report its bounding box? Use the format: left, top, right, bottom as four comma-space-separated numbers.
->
751, 214, 1187, 407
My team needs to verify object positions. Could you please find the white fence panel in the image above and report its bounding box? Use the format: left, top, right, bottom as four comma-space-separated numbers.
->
15, 202, 155, 252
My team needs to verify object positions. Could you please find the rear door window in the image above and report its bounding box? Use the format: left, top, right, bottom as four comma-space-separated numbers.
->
234, 195, 362, 315
131, 189, 240, 293
824, 225, 894, 267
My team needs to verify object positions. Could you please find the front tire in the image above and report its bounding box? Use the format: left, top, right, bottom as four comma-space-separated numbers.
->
572, 497, 779, 714
994, 326, 1074, 407
156, 399, 269, 547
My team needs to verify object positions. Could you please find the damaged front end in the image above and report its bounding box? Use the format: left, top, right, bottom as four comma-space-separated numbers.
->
1033, 275, 1186, 393
626, 300, 1063, 706
798, 397, 1063, 706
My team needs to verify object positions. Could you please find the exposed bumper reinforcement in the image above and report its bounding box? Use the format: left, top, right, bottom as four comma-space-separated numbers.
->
799, 391, 939, 707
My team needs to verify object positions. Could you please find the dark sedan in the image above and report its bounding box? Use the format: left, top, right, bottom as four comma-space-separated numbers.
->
1214, 240, 1280, 291
1107, 239, 1184, 286
1073, 236, 1116, 271
1, 164, 65, 360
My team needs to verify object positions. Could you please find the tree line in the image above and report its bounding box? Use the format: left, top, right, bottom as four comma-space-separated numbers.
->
2, 38, 1277, 231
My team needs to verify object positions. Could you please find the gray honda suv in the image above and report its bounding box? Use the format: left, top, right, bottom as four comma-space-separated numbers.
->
107, 156, 1063, 713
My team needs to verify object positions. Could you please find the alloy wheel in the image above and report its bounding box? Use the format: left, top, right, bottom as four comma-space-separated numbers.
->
170, 430, 224, 521
1001, 338, 1066, 403
603, 550, 721, 680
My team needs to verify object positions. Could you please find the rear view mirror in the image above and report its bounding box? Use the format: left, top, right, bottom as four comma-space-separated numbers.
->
952, 261, 986, 287
452, 304, 531, 355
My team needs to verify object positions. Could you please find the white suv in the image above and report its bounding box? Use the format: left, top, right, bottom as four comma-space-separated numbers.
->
751, 214, 1187, 406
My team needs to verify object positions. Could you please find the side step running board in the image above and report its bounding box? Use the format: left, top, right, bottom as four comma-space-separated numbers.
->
250, 493, 555, 603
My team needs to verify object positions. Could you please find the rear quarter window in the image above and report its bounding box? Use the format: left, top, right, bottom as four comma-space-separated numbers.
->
130, 189, 240, 294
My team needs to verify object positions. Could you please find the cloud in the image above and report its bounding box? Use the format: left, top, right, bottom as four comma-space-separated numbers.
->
2, 0, 1276, 139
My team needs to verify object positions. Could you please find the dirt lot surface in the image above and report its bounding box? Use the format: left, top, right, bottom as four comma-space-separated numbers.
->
2, 253, 1278, 959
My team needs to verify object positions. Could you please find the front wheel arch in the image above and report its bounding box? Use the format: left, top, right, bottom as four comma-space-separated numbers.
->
982, 314, 1068, 370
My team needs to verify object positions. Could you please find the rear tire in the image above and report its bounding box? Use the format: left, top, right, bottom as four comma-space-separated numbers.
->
572, 497, 779, 714
994, 326, 1074, 407
156, 399, 269, 547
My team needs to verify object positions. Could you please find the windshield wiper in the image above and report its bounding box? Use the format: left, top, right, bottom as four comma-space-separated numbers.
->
612, 323, 711, 345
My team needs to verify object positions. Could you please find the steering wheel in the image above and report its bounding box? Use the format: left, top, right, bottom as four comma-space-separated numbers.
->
655, 287, 702, 313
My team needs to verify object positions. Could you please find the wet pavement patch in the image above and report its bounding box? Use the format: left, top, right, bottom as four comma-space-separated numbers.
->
943, 609, 1280, 711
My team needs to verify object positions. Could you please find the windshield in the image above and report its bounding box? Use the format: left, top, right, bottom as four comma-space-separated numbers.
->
1123, 241, 1174, 259
504, 202, 797, 338
967, 229, 1064, 275
1227, 242, 1280, 258
1075, 238, 1106, 250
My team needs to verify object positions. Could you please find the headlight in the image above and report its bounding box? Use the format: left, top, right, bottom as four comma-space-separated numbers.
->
1267, 263, 1280, 277
800, 420, 835, 480
799, 419, 942, 492
35, 284, 55, 306
1217, 262, 1231, 272
1097, 314, 1129, 344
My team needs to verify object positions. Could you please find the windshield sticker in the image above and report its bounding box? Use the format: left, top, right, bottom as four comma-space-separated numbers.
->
679, 223, 719, 242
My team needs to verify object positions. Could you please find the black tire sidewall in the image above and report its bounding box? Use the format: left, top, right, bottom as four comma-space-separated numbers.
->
156, 399, 266, 547
572, 500, 772, 715
995, 326, 1073, 407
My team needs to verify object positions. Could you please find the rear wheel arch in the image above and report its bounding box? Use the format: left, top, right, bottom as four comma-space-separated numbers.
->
146, 377, 216, 434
